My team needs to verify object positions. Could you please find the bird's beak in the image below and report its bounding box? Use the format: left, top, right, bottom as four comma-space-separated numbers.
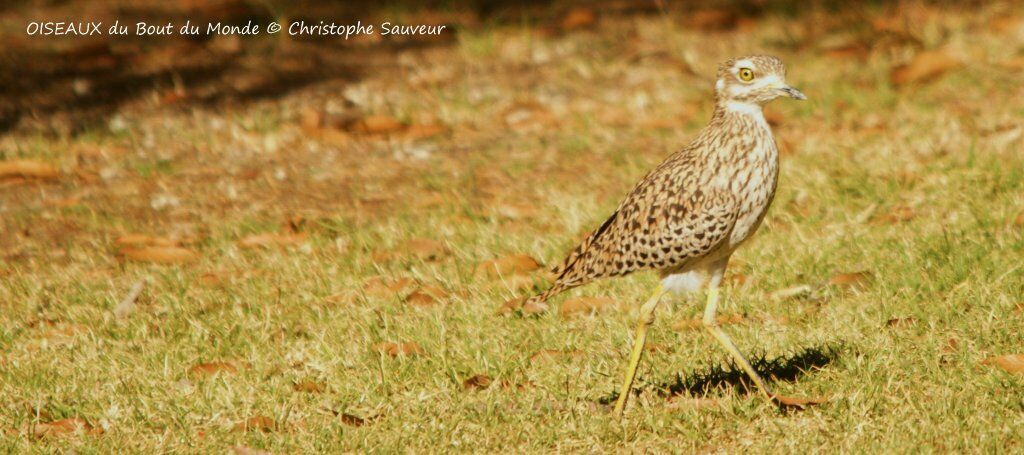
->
779, 85, 807, 100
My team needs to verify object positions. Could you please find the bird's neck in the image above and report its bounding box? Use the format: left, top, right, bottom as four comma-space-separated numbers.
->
713, 100, 768, 130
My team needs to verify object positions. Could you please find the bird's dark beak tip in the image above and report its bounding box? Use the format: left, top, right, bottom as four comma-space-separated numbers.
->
783, 86, 807, 100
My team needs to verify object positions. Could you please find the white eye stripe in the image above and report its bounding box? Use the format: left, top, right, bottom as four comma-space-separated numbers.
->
734, 59, 754, 69
752, 74, 782, 88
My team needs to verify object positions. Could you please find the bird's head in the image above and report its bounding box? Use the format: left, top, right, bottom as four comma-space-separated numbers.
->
714, 55, 806, 107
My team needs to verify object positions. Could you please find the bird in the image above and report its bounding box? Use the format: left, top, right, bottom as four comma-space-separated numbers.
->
520, 55, 806, 415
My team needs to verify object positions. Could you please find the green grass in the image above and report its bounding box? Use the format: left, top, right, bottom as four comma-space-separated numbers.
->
2, 3, 1024, 453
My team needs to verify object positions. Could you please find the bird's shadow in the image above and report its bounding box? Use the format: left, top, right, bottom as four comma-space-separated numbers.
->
599, 343, 841, 405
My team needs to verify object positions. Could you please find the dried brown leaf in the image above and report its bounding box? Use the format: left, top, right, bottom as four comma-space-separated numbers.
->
886, 316, 917, 328
983, 355, 1024, 375
233, 415, 276, 433
375, 341, 424, 357
32, 418, 102, 438
686, 9, 739, 31
561, 7, 596, 30
350, 114, 405, 134
121, 246, 199, 264
873, 205, 916, 224
238, 233, 307, 249
339, 413, 366, 426
403, 238, 450, 261
404, 123, 448, 140
292, 380, 325, 394
462, 374, 493, 390
891, 51, 962, 86
188, 361, 239, 378
559, 296, 617, 317
0, 160, 59, 180
363, 276, 416, 297
475, 254, 543, 279
404, 286, 447, 307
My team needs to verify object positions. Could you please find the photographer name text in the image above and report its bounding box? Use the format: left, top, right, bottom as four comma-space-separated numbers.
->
25, 20, 446, 39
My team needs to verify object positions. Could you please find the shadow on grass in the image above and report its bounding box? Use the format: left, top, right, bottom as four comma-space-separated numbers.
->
599, 343, 842, 405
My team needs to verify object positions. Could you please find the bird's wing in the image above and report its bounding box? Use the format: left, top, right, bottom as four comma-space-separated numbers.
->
552, 152, 738, 286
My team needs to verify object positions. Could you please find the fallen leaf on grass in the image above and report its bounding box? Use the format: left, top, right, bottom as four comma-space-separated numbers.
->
989, 15, 1024, 34
375, 342, 424, 357
559, 296, 617, 317
403, 238, 450, 261
492, 274, 545, 292
403, 286, 447, 307
199, 272, 227, 287
673, 314, 745, 330
32, 418, 102, 438
560, 7, 596, 30
475, 254, 543, 279
339, 413, 366, 427
826, 271, 872, 290
233, 415, 277, 433
349, 114, 405, 135
685, 9, 739, 31
942, 338, 959, 354
238, 233, 307, 249
115, 234, 177, 247
121, 246, 199, 264
463, 374, 493, 390
292, 380, 325, 394
983, 355, 1024, 375
821, 41, 871, 60
188, 361, 239, 378
729, 273, 750, 286
873, 205, 916, 224
497, 297, 548, 316
404, 123, 448, 140
0, 160, 59, 180
891, 50, 962, 86
999, 56, 1024, 71
886, 317, 917, 328
772, 394, 828, 408
363, 276, 416, 297
323, 290, 359, 306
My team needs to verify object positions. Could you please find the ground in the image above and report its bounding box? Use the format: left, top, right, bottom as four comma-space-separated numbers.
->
1, 1, 1023, 452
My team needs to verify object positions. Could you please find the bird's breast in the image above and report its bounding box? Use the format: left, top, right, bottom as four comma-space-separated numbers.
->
726, 137, 779, 249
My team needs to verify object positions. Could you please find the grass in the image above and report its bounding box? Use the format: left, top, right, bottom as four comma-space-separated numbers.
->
2, 2, 1024, 452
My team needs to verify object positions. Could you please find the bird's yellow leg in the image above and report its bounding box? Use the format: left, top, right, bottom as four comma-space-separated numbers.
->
702, 286, 774, 401
613, 284, 668, 416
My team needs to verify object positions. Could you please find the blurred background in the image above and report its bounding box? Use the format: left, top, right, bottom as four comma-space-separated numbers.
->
1, 0, 1019, 135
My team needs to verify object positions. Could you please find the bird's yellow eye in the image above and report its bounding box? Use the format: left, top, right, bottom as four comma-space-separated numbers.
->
738, 68, 754, 82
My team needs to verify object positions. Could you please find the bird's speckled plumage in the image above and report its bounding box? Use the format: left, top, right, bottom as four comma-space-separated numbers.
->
526, 55, 795, 309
